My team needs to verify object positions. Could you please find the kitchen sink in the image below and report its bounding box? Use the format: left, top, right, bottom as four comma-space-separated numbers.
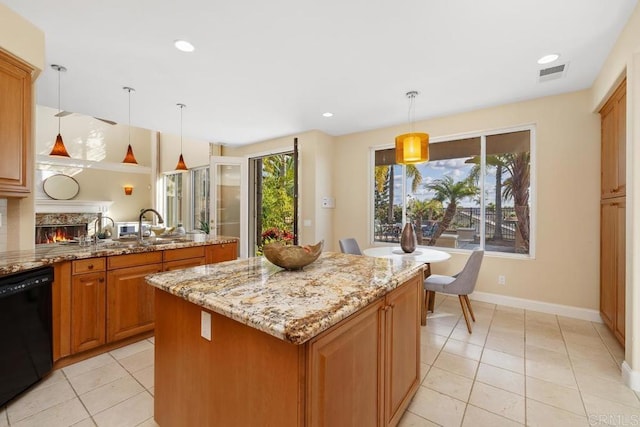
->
98, 236, 189, 249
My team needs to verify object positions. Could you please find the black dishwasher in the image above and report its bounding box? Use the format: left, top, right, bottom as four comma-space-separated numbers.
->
0, 266, 54, 406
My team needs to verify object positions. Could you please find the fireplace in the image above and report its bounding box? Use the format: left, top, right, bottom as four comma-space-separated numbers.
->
35, 212, 96, 245
35, 224, 88, 244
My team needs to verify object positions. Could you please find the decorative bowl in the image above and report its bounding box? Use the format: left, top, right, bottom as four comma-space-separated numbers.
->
263, 240, 324, 270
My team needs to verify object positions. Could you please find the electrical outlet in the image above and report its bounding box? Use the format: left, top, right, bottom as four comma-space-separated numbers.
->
201, 311, 212, 341
498, 275, 506, 285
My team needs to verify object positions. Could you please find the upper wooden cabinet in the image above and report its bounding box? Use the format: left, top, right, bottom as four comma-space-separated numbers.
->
600, 79, 626, 199
0, 50, 33, 198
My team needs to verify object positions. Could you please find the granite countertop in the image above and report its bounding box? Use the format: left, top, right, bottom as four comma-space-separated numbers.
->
145, 252, 425, 345
0, 235, 238, 277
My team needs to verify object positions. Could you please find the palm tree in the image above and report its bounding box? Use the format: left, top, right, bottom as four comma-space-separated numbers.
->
426, 176, 478, 245
501, 152, 530, 251
375, 164, 423, 223
468, 155, 505, 240
407, 198, 442, 244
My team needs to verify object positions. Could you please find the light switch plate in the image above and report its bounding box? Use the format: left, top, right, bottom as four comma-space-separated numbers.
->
201, 311, 212, 340
321, 196, 335, 209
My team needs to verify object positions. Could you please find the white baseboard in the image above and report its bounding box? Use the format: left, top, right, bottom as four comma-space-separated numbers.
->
469, 291, 602, 323
622, 361, 640, 391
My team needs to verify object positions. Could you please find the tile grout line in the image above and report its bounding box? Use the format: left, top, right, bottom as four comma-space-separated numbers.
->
459, 299, 498, 426
556, 314, 590, 421
60, 367, 97, 427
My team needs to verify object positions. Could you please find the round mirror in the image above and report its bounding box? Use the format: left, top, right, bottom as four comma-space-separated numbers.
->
43, 174, 80, 200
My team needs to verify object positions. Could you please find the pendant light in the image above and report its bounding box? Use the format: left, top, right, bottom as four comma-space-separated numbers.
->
395, 91, 429, 164
122, 87, 138, 164
49, 64, 71, 157
175, 103, 188, 171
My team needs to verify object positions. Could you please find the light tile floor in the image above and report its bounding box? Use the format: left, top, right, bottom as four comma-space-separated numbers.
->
1, 297, 637, 426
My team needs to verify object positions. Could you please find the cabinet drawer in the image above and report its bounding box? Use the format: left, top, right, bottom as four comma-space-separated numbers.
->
163, 246, 205, 262
108, 252, 163, 270
205, 242, 238, 264
73, 258, 106, 274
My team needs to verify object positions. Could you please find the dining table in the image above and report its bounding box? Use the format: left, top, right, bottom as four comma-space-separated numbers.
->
362, 246, 451, 325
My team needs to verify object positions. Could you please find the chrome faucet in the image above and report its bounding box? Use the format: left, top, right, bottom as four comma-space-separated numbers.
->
93, 213, 115, 241
139, 208, 164, 242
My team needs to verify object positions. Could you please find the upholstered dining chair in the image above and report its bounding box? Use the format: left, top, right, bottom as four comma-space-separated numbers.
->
423, 249, 484, 333
339, 238, 362, 255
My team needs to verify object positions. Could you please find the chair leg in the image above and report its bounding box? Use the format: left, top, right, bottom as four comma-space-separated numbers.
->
463, 295, 475, 322
459, 295, 472, 333
427, 290, 435, 312
421, 290, 428, 326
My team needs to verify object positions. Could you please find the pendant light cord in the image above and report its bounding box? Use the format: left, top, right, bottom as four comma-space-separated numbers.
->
57, 68, 61, 134
408, 92, 416, 134
128, 88, 131, 146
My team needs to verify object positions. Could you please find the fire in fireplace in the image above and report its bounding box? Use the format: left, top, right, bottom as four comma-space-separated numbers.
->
35, 224, 88, 244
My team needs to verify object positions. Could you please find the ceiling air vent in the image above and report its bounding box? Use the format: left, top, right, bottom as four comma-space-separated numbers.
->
538, 63, 567, 82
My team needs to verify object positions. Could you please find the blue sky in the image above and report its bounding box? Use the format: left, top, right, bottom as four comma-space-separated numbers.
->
391, 158, 513, 208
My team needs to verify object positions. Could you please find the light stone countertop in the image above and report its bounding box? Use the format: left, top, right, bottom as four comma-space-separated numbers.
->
145, 252, 425, 345
0, 235, 238, 277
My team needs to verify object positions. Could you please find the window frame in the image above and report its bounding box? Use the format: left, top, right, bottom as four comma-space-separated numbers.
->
369, 124, 536, 259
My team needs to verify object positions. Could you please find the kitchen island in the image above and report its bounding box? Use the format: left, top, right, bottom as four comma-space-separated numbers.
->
145, 252, 425, 427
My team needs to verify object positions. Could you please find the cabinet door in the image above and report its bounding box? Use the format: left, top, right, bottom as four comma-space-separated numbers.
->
0, 51, 32, 197
52, 262, 72, 361
307, 300, 384, 427
71, 272, 106, 353
163, 257, 205, 271
205, 242, 238, 264
384, 276, 421, 426
614, 199, 626, 343
600, 80, 626, 198
107, 263, 162, 342
600, 199, 623, 333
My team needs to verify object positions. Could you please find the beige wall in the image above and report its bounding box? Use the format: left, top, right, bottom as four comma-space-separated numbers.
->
334, 90, 601, 311
223, 130, 335, 248
0, 3, 44, 72
158, 133, 211, 173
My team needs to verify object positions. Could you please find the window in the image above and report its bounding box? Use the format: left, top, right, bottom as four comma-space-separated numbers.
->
191, 166, 210, 233
162, 167, 211, 232
163, 172, 183, 227
373, 128, 532, 255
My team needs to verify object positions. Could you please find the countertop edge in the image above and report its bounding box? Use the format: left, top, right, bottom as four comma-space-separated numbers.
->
0, 236, 239, 277
147, 256, 425, 345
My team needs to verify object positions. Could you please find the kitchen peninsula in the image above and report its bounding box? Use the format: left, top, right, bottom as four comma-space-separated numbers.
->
146, 252, 425, 427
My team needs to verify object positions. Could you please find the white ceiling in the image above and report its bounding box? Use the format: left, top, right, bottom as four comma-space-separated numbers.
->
2, 0, 637, 146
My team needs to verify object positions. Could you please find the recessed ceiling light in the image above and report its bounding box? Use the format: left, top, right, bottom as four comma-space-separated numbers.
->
537, 54, 559, 65
174, 40, 195, 52
322, 112, 333, 117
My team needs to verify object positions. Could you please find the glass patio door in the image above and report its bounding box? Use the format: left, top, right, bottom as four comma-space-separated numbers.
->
210, 156, 248, 258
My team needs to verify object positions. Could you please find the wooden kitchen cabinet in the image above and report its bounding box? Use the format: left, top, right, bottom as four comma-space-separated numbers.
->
307, 299, 384, 426
307, 274, 421, 426
155, 272, 421, 427
163, 246, 205, 271
600, 79, 626, 199
205, 241, 237, 264
600, 197, 625, 344
52, 243, 239, 364
599, 79, 626, 345
71, 270, 106, 353
0, 50, 32, 198
52, 261, 72, 361
107, 254, 162, 342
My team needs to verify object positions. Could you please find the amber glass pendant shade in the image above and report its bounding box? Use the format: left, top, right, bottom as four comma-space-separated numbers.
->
175, 103, 188, 171
395, 132, 429, 164
175, 153, 188, 171
50, 133, 71, 157
122, 144, 138, 164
